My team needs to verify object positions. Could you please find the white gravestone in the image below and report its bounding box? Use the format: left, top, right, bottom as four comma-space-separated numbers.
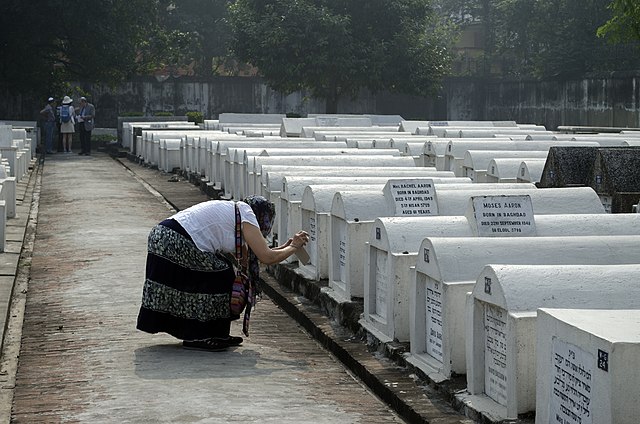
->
261, 167, 449, 238
485, 158, 547, 184
159, 139, 182, 173
517, 159, 546, 184
241, 147, 402, 199
462, 150, 548, 182
463, 264, 640, 421
408, 236, 640, 384
279, 176, 461, 250
249, 155, 415, 200
329, 183, 539, 301
261, 166, 451, 200
295, 177, 471, 281
444, 140, 599, 176
297, 184, 390, 280
363, 198, 637, 346
426, 139, 511, 171
224, 143, 347, 198
536, 308, 640, 424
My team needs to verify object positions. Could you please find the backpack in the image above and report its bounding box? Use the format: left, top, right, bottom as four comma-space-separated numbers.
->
60, 105, 71, 123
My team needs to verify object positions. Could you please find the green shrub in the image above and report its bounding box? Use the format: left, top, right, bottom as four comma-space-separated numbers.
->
154, 111, 173, 117
92, 134, 117, 144
186, 111, 204, 124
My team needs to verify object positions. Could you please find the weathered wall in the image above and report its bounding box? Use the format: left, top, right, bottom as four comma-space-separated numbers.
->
467, 73, 640, 129
3, 73, 640, 129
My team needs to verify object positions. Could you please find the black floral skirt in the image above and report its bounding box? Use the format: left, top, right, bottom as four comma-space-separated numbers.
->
136, 219, 237, 341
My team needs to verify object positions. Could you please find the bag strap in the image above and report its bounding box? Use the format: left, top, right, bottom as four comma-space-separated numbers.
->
234, 202, 242, 262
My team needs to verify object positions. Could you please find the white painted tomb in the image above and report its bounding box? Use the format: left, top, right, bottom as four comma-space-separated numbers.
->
250, 155, 416, 198
328, 183, 541, 301
279, 175, 462, 247
259, 166, 451, 200
442, 139, 518, 174
517, 160, 546, 184
484, 158, 547, 183
159, 138, 182, 173
445, 140, 599, 176
218, 112, 285, 125
458, 129, 553, 138
240, 147, 400, 200
462, 150, 549, 182
303, 127, 400, 140
421, 126, 522, 138
298, 184, 404, 281
145, 128, 200, 166
463, 264, 640, 421
224, 144, 349, 198
280, 181, 386, 263
361, 191, 629, 346
124, 122, 196, 153
296, 177, 469, 281
535, 308, 640, 424
408, 236, 640, 385
432, 186, 607, 217
195, 136, 209, 177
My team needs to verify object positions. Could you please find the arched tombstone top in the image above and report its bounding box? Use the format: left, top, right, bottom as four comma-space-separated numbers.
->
261, 165, 443, 192
445, 140, 517, 157
416, 235, 640, 284
302, 185, 337, 214
251, 155, 416, 174
488, 158, 546, 179
517, 160, 546, 183
162, 139, 182, 150
331, 190, 386, 221
371, 212, 640, 255
281, 177, 394, 202
370, 216, 471, 253
460, 186, 605, 217
463, 150, 548, 171
472, 264, 640, 313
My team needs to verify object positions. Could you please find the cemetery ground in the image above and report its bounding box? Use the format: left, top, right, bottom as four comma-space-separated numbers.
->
0, 151, 474, 423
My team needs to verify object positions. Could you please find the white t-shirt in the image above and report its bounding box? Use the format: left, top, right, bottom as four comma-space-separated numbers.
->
171, 200, 259, 254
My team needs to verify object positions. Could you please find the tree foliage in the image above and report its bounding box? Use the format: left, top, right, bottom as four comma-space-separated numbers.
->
0, 0, 174, 96
160, 1, 233, 75
597, 0, 640, 43
228, 0, 452, 113
437, 0, 640, 79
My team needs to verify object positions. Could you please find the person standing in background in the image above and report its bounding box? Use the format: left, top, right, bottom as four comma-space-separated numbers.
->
59, 96, 76, 153
77, 96, 95, 156
39, 97, 57, 154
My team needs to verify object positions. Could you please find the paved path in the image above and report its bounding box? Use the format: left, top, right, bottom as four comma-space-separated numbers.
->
9, 153, 407, 423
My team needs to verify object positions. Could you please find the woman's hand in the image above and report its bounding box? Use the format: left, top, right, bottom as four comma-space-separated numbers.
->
243, 224, 309, 265
290, 231, 309, 249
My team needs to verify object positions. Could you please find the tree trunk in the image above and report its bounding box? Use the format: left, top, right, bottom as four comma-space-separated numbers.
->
324, 84, 339, 114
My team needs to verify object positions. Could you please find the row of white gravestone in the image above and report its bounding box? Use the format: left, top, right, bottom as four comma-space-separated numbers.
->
0, 125, 33, 252
398, 214, 640, 423
461, 264, 640, 423
129, 116, 640, 423
289, 173, 637, 422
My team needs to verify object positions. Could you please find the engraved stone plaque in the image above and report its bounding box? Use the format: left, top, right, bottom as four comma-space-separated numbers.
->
374, 251, 388, 320
426, 278, 444, 362
484, 303, 508, 406
386, 179, 438, 216
471, 195, 536, 237
550, 339, 593, 424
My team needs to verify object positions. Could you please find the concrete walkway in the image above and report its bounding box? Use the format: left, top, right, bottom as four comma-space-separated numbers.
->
1, 152, 470, 423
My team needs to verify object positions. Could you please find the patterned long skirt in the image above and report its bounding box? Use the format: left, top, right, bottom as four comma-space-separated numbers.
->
136, 219, 237, 341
